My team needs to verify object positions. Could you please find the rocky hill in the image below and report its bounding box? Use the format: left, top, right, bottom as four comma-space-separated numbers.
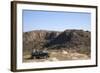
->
23, 29, 91, 55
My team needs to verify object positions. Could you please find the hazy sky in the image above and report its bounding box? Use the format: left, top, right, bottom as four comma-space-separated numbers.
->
23, 10, 91, 32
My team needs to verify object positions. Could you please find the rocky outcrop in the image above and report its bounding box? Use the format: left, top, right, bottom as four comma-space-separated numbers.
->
23, 29, 90, 55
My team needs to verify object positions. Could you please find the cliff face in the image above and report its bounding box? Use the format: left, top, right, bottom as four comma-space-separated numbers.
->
23, 30, 90, 54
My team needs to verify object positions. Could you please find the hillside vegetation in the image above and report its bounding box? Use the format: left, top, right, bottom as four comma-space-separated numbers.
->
23, 29, 91, 62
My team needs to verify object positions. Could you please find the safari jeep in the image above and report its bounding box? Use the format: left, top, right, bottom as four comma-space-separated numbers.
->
31, 50, 49, 59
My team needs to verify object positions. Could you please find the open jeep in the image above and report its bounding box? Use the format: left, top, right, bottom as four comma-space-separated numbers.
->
31, 50, 49, 59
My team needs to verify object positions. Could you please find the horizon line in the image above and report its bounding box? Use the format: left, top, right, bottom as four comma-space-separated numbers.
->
23, 29, 91, 33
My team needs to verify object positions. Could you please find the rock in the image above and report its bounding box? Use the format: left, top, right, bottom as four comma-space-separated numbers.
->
62, 50, 68, 54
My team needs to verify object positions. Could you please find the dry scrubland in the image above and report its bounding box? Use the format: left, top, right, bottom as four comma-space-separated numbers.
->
23, 49, 90, 62
23, 30, 91, 62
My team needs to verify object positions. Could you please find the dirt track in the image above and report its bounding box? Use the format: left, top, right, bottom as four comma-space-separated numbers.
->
23, 50, 90, 62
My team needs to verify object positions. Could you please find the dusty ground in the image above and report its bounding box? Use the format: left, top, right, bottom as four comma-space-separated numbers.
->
23, 49, 90, 62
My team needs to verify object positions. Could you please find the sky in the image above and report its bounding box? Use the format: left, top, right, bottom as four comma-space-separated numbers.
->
23, 10, 91, 32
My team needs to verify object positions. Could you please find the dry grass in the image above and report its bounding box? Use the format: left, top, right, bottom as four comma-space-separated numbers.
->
23, 49, 90, 63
